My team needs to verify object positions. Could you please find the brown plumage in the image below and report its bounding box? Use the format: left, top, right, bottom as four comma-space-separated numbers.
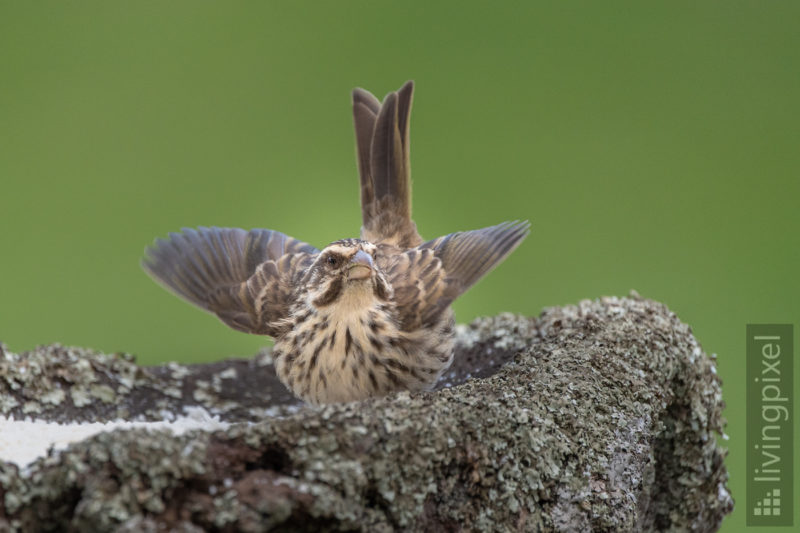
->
143, 81, 529, 404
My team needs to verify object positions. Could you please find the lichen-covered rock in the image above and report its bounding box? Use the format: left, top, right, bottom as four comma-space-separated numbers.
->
0, 294, 733, 532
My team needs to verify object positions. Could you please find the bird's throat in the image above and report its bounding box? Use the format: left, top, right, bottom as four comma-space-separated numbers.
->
332, 282, 380, 314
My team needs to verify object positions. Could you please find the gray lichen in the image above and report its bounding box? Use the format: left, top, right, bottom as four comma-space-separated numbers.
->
0, 295, 732, 531
0, 342, 302, 424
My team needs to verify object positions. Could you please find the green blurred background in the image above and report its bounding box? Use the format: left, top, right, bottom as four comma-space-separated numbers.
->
1, 3, 798, 530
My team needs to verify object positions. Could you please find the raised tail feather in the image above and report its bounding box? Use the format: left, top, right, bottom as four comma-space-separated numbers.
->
352, 80, 421, 248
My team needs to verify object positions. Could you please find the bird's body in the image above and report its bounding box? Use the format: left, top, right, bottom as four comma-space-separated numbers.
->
274, 244, 455, 404
143, 81, 528, 404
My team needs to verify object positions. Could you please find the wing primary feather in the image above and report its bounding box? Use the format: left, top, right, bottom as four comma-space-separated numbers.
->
420, 220, 530, 294
142, 227, 318, 336
389, 220, 528, 332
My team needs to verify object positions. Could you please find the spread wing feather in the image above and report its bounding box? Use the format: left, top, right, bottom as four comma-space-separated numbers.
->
142, 227, 317, 336
420, 220, 530, 293
382, 248, 451, 330
387, 221, 530, 330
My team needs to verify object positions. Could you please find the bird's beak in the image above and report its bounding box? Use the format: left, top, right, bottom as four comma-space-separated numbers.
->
347, 250, 373, 281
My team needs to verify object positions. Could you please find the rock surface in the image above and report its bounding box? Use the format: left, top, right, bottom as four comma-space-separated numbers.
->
0, 294, 732, 532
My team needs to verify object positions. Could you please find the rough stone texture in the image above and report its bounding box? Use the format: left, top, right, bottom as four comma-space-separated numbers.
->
0, 294, 733, 532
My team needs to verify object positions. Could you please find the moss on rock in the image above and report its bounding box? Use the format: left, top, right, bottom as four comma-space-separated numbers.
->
0, 295, 732, 531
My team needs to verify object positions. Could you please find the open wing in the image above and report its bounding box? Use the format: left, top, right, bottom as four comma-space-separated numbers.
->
142, 227, 318, 337
386, 221, 530, 330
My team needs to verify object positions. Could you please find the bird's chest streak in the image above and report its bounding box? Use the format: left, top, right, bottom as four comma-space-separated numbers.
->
298, 308, 395, 372
273, 287, 405, 401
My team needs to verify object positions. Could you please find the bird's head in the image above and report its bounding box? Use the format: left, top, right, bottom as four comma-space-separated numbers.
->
305, 239, 391, 309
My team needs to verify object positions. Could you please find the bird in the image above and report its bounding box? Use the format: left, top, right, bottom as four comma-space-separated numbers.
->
142, 80, 529, 405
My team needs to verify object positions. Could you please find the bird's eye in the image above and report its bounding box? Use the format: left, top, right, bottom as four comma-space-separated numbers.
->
327, 255, 338, 267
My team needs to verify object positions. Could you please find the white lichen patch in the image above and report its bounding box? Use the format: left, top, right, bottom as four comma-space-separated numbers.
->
218, 367, 238, 380
0, 406, 229, 470
167, 361, 190, 379
39, 387, 66, 405
70, 386, 94, 407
